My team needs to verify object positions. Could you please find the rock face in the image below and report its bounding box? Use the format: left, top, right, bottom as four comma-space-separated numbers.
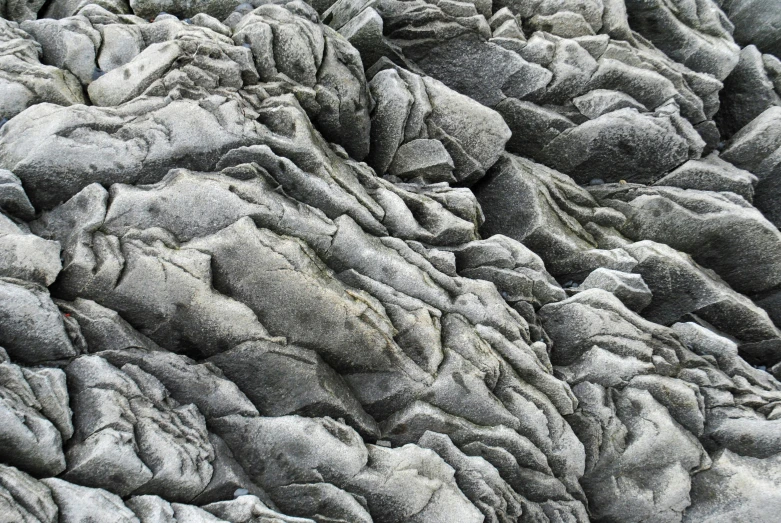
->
0, 0, 780, 522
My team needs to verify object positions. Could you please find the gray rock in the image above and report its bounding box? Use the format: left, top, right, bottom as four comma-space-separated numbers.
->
623, 0, 740, 80
0, 279, 76, 364
202, 495, 317, 523
0, 19, 85, 119
0, 214, 62, 286
0, 170, 35, 220
475, 153, 637, 279
685, 450, 781, 522
451, 235, 566, 308
208, 340, 380, 438
268, 484, 371, 523
88, 41, 182, 106
623, 241, 781, 366
721, 106, 781, 230
572, 89, 647, 119
590, 183, 781, 328
63, 355, 215, 501
0, 361, 68, 476
20, 16, 101, 85
56, 298, 163, 354
0, 97, 264, 210
716, 45, 781, 138
541, 107, 699, 184
0, 464, 58, 523
654, 152, 758, 202
722, 0, 781, 58
388, 139, 455, 183
578, 267, 652, 312
42, 478, 140, 523
417, 431, 524, 523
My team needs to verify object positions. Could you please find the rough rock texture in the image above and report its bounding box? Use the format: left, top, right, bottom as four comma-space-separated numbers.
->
1, 0, 781, 521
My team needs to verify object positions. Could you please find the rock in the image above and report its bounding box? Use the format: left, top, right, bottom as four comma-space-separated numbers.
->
541, 107, 699, 184
43, 478, 140, 523
129, 0, 240, 21
654, 152, 758, 202
202, 495, 318, 523
0, 170, 35, 220
88, 41, 182, 106
623, 0, 740, 80
722, 0, 781, 57
685, 450, 781, 522
0, 279, 76, 364
451, 235, 566, 308
475, 153, 637, 279
590, 183, 781, 328
0, 214, 62, 285
0, 361, 68, 476
572, 89, 647, 119
208, 340, 380, 438
63, 355, 215, 501
715, 45, 781, 138
20, 16, 101, 85
0, 464, 58, 523
388, 139, 455, 183
578, 267, 652, 312
0, 19, 85, 119
623, 241, 781, 366
721, 106, 781, 230
0, 98, 264, 210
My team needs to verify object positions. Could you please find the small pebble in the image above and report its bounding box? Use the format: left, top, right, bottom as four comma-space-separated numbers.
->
589, 178, 604, 186
233, 488, 249, 498
376, 440, 392, 448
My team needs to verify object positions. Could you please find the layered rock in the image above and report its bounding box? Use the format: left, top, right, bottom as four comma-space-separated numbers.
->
0, 0, 780, 521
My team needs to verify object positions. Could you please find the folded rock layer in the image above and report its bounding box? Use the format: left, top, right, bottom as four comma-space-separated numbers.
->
0, 0, 780, 522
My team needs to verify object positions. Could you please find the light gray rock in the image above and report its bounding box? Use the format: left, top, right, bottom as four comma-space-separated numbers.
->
578, 267, 652, 312
42, 478, 140, 523
388, 139, 454, 183
20, 16, 101, 85
572, 89, 647, 119
0, 361, 68, 476
0, 464, 58, 523
654, 153, 758, 202
0, 19, 85, 119
685, 450, 781, 522
63, 355, 215, 501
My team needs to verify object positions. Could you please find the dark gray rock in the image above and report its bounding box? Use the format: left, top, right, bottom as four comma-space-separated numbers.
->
0, 279, 76, 365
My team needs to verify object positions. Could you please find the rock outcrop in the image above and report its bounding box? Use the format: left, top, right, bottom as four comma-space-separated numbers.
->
0, 0, 780, 521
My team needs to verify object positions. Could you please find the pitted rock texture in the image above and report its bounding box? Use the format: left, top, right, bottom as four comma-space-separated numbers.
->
0, 0, 780, 521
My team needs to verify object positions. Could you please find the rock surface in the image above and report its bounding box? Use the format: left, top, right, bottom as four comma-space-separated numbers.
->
0, 0, 780, 521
